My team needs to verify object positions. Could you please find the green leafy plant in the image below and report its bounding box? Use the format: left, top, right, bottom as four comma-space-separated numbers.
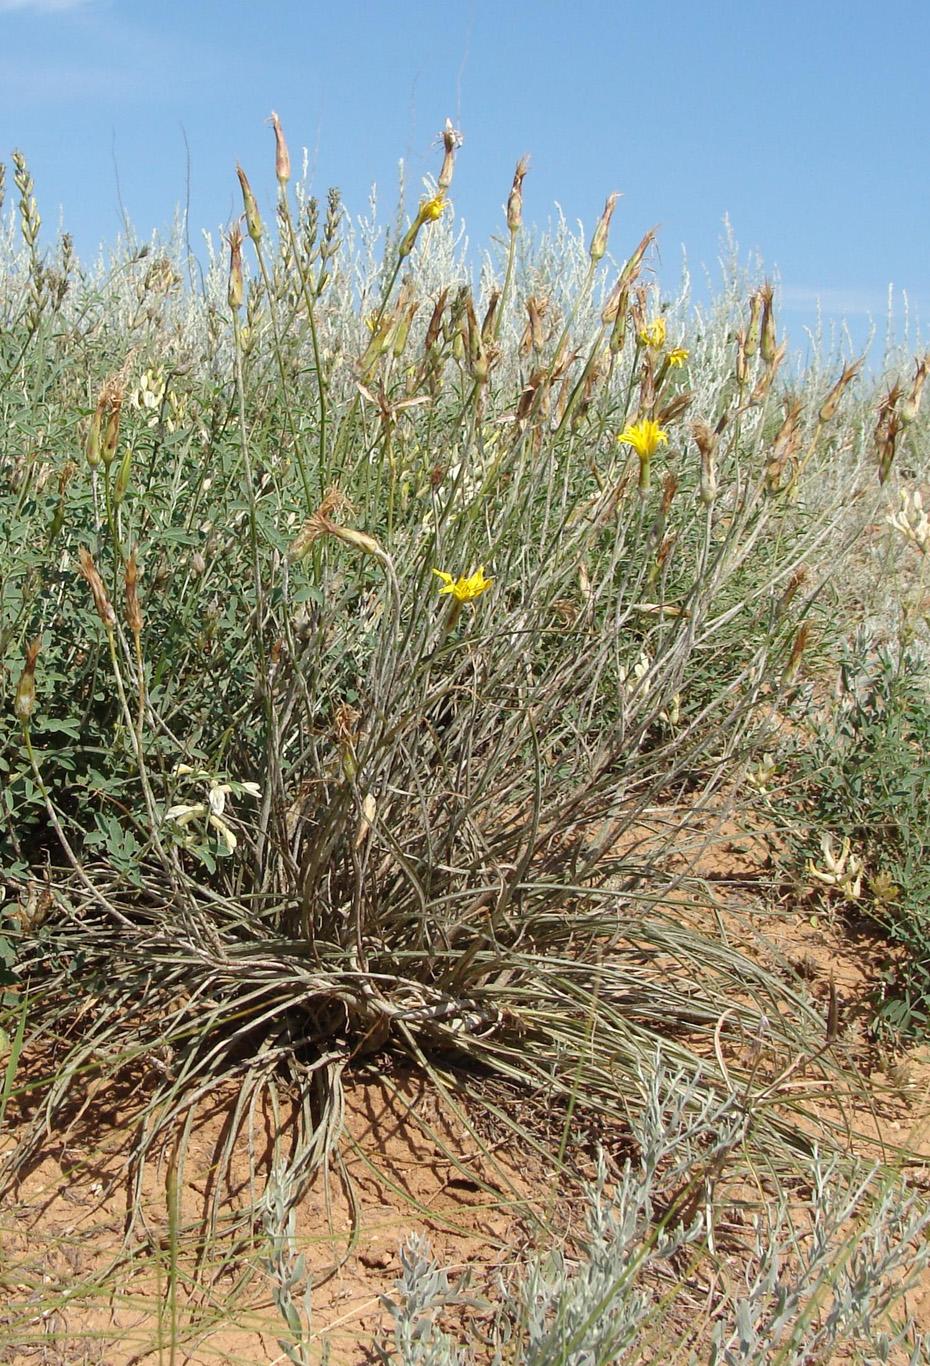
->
778, 636, 930, 1032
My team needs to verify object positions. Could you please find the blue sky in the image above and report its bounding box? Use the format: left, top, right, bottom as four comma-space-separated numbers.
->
1, 0, 927, 357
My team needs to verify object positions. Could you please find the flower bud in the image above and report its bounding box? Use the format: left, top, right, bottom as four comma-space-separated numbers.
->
589, 191, 619, 263
617, 227, 656, 292
269, 110, 291, 186
735, 331, 748, 386
114, 447, 132, 504
125, 547, 143, 636
102, 403, 121, 467
227, 225, 244, 311
507, 155, 529, 234
692, 420, 719, 507
13, 637, 40, 724
759, 283, 776, 364
85, 403, 102, 468
331, 525, 384, 558
744, 290, 763, 358
437, 119, 462, 193
236, 164, 263, 243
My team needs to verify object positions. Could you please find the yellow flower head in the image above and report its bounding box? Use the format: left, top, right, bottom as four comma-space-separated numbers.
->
433, 565, 493, 603
639, 317, 666, 349
419, 193, 447, 224
667, 347, 689, 368
617, 419, 669, 459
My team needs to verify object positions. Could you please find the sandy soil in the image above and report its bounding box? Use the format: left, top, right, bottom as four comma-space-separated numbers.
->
4, 828, 930, 1363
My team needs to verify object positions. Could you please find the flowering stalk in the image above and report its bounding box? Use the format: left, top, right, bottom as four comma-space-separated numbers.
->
618, 418, 669, 494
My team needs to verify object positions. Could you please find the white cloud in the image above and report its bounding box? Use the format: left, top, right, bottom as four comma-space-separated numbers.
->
780, 285, 904, 318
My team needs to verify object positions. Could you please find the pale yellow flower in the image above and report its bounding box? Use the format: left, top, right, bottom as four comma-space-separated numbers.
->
639, 317, 666, 349
433, 566, 493, 602
667, 347, 689, 367
888, 488, 930, 555
806, 833, 864, 901
617, 419, 669, 459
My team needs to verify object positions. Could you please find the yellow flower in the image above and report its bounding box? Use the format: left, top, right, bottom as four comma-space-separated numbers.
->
433, 566, 493, 602
617, 419, 669, 459
419, 193, 446, 224
639, 317, 666, 349
667, 347, 689, 367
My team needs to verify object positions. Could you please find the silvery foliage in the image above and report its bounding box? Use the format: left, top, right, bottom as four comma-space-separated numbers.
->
261, 1169, 320, 1366
377, 1234, 483, 1366
707, 1154, 930, 1365
379, 1063, 930, 1365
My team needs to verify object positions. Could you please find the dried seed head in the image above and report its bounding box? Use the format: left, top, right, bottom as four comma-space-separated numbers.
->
776, 566, 808, 618
268, 110, 291, 186
520, 295, 549, 356
902, 353, 929, 424
333, 701, 361, 746
77, 547, 116, 629
655, 390, 692, 426
877, 409, 902, 484
288, 487, 355, 560
424, 288, 448, 352
507, 155, 530, 234
589, 191, 620, 263
783, 622, 810, 682
481, 290, 501, 347
819, 356, 864, 424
